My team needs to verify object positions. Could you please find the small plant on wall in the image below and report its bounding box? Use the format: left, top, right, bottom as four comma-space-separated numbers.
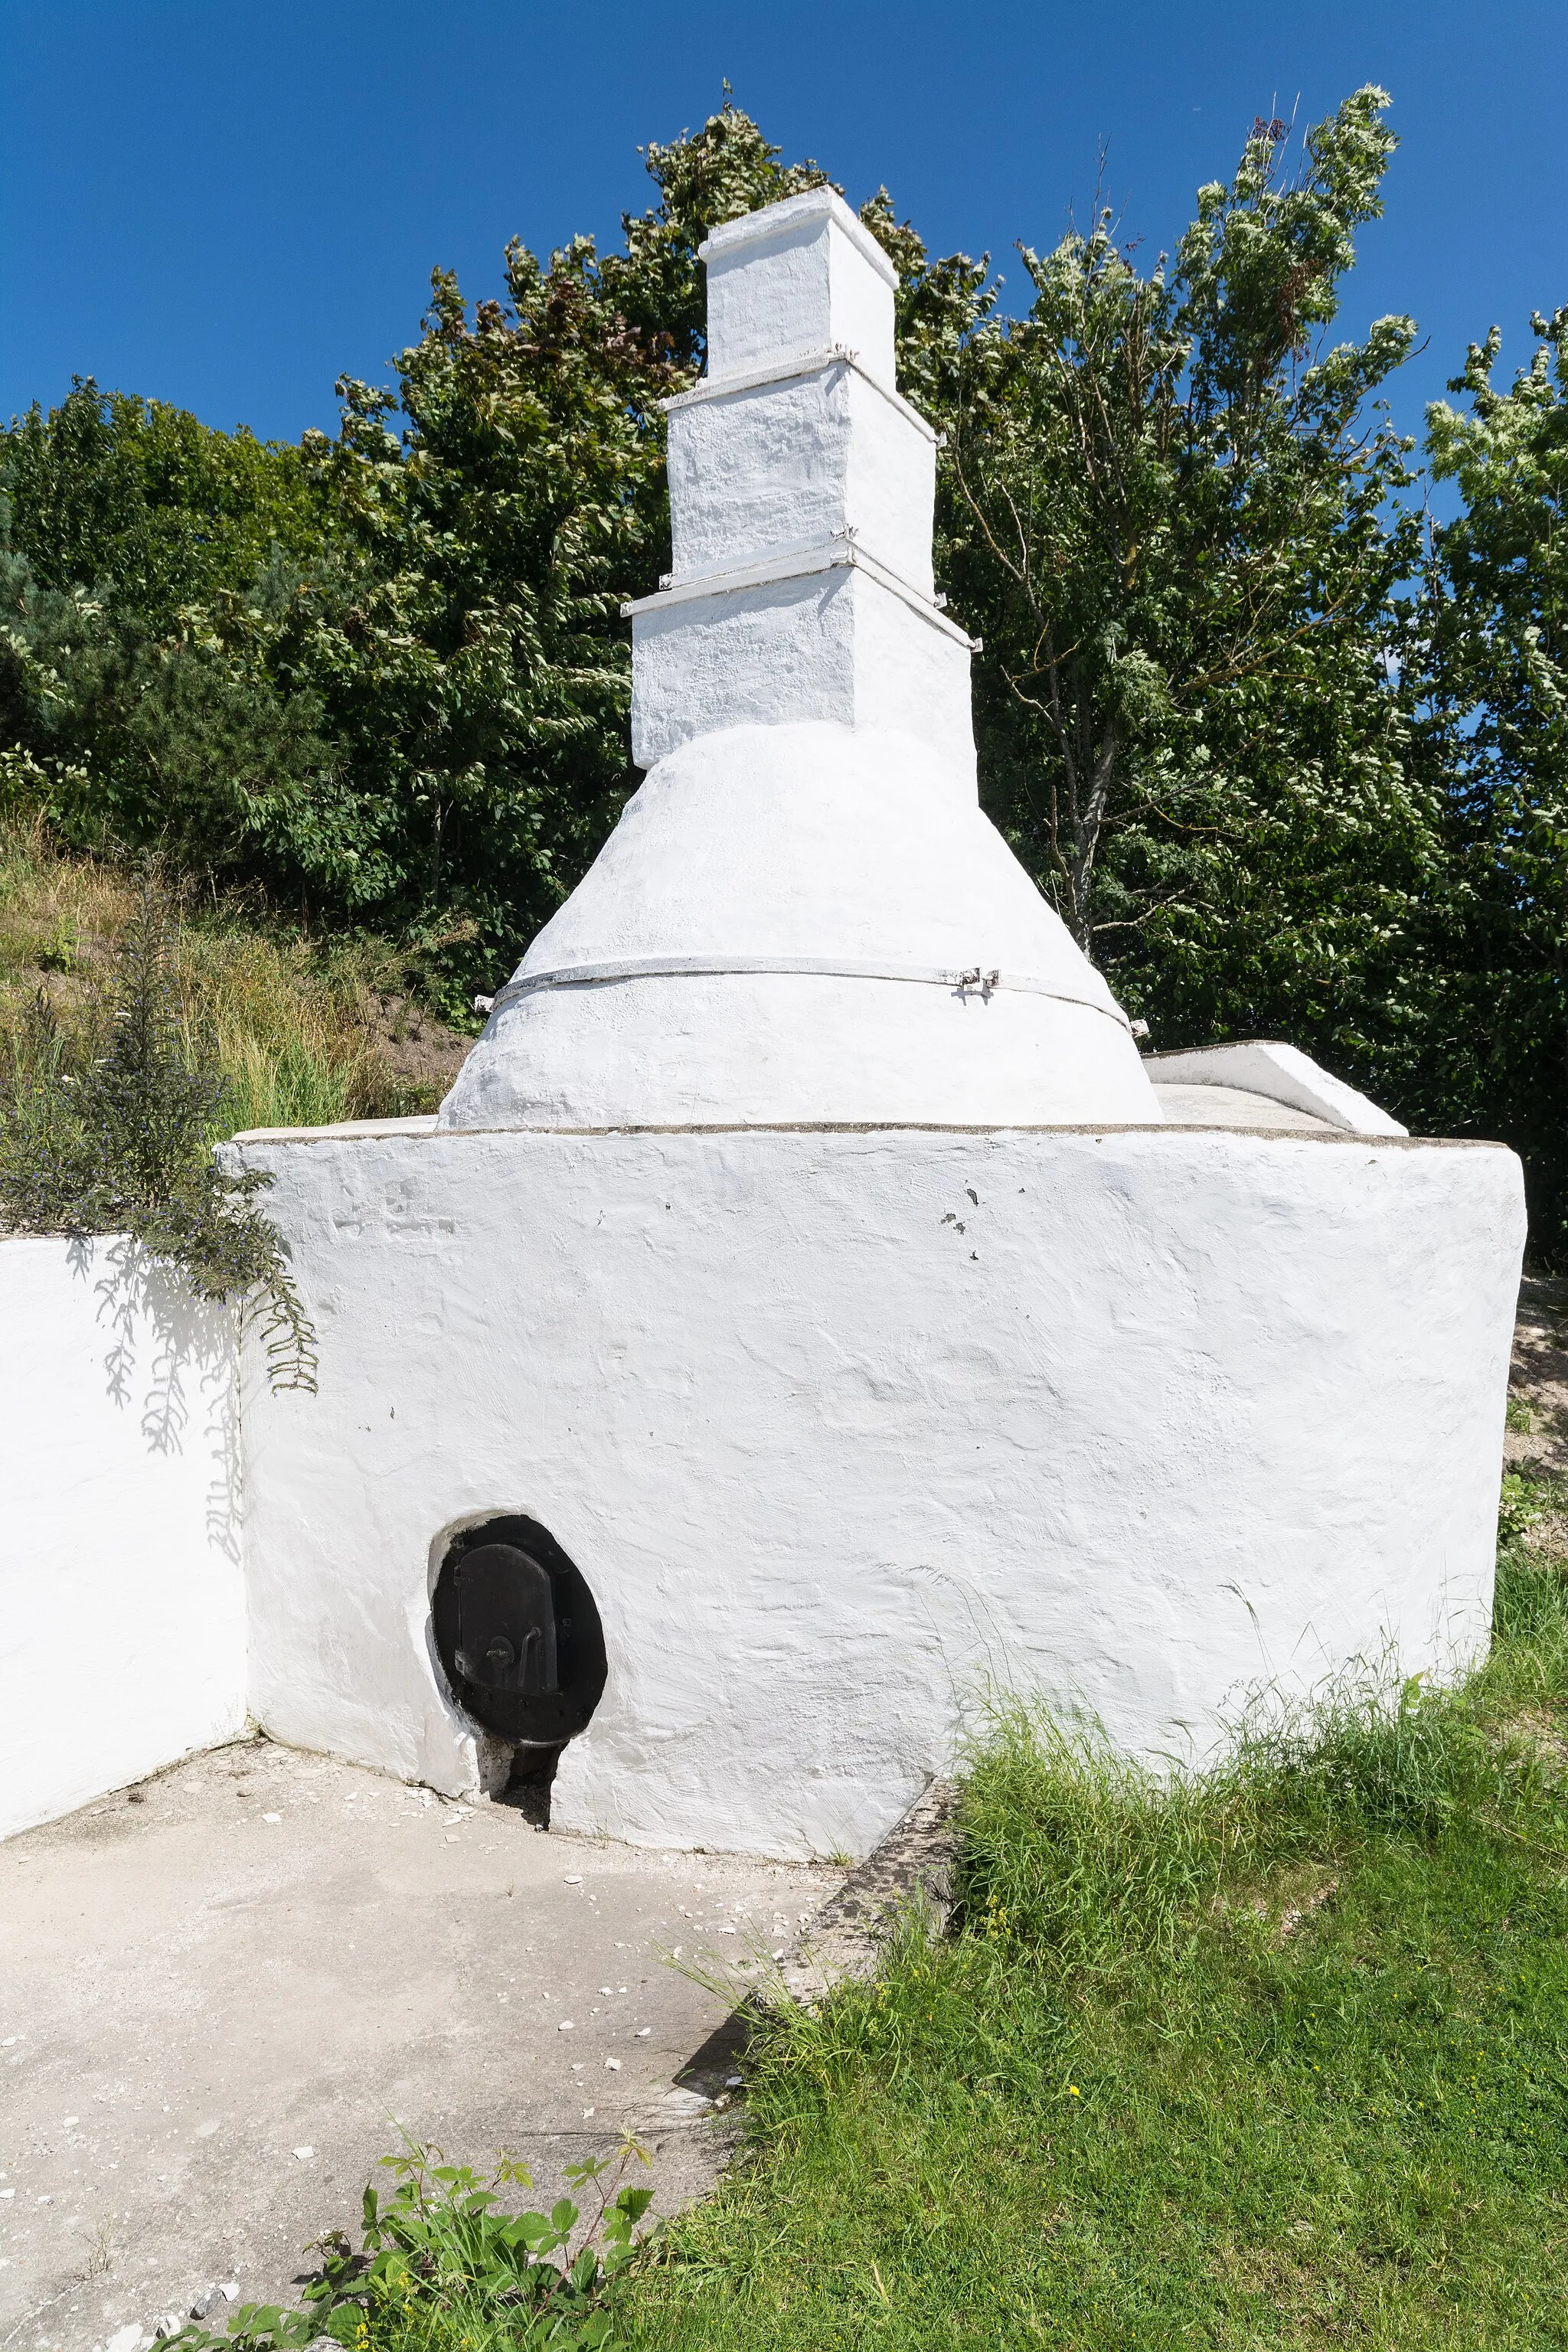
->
0, 877, 318, 1391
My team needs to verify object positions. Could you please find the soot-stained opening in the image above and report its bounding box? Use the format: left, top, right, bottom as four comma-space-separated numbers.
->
433, 1516, 606, 1757
495, 1743, 560, 1830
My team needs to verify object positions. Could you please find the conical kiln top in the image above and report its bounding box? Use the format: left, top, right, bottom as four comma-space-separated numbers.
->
439, 187, 1158, 1130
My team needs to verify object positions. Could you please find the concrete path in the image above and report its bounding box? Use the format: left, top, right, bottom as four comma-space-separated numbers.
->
0, 1737, 842, 2352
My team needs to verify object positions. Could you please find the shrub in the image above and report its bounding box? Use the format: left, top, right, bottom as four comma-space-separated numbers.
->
0, 877, 317, 1390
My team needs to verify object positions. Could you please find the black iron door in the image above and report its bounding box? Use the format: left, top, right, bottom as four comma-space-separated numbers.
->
431, 1516, 606, 1745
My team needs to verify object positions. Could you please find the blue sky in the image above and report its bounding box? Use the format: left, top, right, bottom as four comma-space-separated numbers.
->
3, 0, 1564, 451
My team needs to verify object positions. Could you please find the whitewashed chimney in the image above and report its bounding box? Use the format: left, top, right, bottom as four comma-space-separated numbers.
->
439, 186, 1158, 1131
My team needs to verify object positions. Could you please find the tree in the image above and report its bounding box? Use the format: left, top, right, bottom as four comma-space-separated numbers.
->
939, 91, 1434, 1093
9, 88, 1568, 1262
247, 99, 836, 1004
0, 383, 338, 874
1406, 309, 1568, 1247
2, 380, 323, 627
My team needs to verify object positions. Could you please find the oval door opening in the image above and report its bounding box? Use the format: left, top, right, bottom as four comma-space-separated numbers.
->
432, 1516, 606, 1746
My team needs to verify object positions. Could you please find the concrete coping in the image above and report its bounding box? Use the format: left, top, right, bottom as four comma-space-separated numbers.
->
697, 186, 899, 289
1144, 1040, 1406, 1137
661, 345, 939, 444
620, 532, 980, 650
225, 1118, 1511, 1151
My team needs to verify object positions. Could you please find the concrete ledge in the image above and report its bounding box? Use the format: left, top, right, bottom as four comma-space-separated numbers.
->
1144, 1041, 1407, 1136
776, 1779, 961, 2003
227, 1116, 1507, 1149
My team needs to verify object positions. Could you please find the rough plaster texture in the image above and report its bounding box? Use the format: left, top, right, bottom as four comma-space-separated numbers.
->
666, 357, 936, 594
0, 1238, 243, 1840
700, 188, 897, 391
626, 561, 976, 775
231, 1120, 1524, 1861
439, 722, 1153, 1132
1145, 1040, 1408, 1136
0, 1739, 841, 2352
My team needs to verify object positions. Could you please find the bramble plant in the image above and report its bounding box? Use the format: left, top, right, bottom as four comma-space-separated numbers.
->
0, 877, 318, 1391
168, 2136, 657, 2350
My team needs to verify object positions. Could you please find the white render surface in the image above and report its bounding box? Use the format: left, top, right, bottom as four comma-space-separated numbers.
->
437, 722, 1155, 1131
627, 560, 976, 776
222, 194, 1525, 1866
700, 188, 898, 391
446, 181, 1156, 1134
1145, 1040, 1409, 1136
232, 1121, 1524, 1861
665, 357, 937, 595
0, 1236, 244, 1840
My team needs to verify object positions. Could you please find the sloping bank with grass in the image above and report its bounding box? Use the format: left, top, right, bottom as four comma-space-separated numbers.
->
1, 815, 478, 1392
0, 816, 472, 1138
616, 1529, 1568, 2352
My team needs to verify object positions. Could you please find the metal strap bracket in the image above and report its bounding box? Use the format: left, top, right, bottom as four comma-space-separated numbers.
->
485, 955, 1130, 1032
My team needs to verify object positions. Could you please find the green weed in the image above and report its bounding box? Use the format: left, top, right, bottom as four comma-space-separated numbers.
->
0, 881, 319, 1389
170, 2138, 657, 2350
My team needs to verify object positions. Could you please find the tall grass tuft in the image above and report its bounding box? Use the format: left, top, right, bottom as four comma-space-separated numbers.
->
956, 1702, 1272, 1978
957, 1635, 1551, 1989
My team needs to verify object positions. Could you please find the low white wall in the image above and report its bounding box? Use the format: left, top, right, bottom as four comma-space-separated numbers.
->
0, 1236, 245, 1839
234, 1123, 1524, 1860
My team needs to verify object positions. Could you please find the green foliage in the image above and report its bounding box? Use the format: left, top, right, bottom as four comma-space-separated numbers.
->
0, 384, 341, 880
0, 878, 317, 1390
171, 2138, 657, 2350
258, 97, 835, 1011
6, 92, 1568, 1246
0, 102, 848, 1018
1498, 1469, 1554, 1542
1406, 309, 1568, 1251
3, 381, 324, 624
940, 90, 1432, 1108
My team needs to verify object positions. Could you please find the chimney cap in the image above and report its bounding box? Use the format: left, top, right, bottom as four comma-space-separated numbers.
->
698, 186, 898, 292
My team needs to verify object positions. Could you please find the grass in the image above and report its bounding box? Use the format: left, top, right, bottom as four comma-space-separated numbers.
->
0, 815, 457, 1136
608, 1519, 1568, 2350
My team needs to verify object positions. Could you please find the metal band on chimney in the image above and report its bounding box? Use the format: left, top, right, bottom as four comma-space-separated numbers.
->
486, 956, 1132, 1031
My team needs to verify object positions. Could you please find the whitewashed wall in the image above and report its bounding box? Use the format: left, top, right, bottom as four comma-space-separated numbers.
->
0, 1236, 244, 1838
234, 1122, 1524, 1861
